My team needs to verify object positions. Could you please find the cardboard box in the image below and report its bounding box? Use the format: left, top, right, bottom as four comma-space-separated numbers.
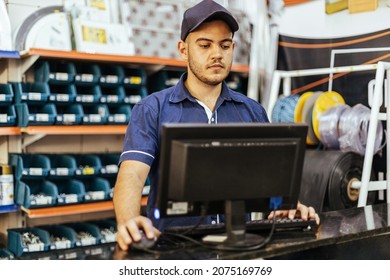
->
348, 0, 378, 14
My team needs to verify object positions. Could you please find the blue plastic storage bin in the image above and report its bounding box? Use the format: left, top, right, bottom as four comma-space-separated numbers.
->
0, 105, 16, 126
12, 82, 50, 104
74, 154, 102, 176
122, 67, 146, 87
53, 179, 85, 205
107, 104, 131, 124
147, 69, 183, 92
34, 60, 76, 84
123, 86, 147, 105
0, 83, 14, 104
7, 227, 51, 257
106, 176, 115, 198
75, 84, 102, 104
64, 222, 101, 247
15, 179, 58, 208
15, 103, 56, 126
0, 248, 15, 259
99, 64, 124, 86
88, 219, 117, 243
9, 153, 51, 179
81, 104, 108, 125
38, 225, 77, 250
81, 177, 111, 202
99, 84, 125, 103
48, 83, 76, 103
74, 63, 101, 85
48, 154, 77, 177
55, 103, 83, 125
98, 153, 119, 176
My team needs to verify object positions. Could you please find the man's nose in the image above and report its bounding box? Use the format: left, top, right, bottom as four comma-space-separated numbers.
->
210, 45, 223, 58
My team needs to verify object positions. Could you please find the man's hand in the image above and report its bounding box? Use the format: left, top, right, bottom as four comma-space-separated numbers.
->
267, 201, 320, 224
116, 216, 161, 251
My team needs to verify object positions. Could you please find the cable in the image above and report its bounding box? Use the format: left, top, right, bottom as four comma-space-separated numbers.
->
161, 212, 277, 252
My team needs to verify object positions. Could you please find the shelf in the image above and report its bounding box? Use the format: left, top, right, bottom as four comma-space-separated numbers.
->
0, 204, 19, 214
21, 48, 249, 73
21, 125, 127, 135
0, 50, 20, 59
22, 196, 148, 219
0, 127, 21, 136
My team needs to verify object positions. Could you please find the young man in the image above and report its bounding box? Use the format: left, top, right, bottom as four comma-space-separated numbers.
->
114, 0, 318, 251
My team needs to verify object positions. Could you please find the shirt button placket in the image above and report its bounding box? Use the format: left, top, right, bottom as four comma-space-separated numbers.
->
210, 113, 216, 124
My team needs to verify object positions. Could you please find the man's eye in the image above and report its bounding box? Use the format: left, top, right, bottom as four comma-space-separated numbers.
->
200, 44, 209, 48
222, 44, 231, 49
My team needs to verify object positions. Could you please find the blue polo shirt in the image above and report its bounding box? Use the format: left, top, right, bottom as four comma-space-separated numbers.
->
119, 73, 269, 230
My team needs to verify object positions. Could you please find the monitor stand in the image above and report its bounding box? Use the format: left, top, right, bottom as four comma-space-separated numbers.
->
202, 200, 265, 248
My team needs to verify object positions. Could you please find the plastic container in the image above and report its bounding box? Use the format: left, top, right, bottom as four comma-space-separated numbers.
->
123, 67, 146, 87
14, 179, 58, 208
74, 63, 101, 85
0, 248, 14, 260
55, 103, 83, 125
48, 83, 76, 103
99, 64, 124, 86
75, 84, 102, 104
0, 83, 14, 104
54, 179, 85, 205
15, 103, 56, 126
81, 104, 108, 125
38, 225, 77, 250
7, 227, 51, 257
74, 154, 102, 177
81, 177, 111, 202
123, 86, 147, 105
12, 82, 50, 104
99, 85, 125, 104
9, 153, 51, 180
64, 222, 101, 247
34, 60, 76, 84
0, 105, 16, 126
105, 176, 115, 198
107, 104, 131, 124
147, 69, 183, 92
88, 219, 117, 243
98, 153, 119, 176
48, 154, 77, 178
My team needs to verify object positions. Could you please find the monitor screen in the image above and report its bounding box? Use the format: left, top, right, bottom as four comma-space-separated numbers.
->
156, 123, 308, 248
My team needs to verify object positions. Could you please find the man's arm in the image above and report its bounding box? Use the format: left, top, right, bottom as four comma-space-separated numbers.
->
113, 160, 160, 250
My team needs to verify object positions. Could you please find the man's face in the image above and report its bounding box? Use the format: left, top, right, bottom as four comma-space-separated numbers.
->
184, 20, 235, 86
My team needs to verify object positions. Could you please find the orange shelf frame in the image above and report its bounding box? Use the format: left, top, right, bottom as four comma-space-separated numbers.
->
22, 197, 148, 219
21, 125, 127, 135
23, 48, 249, 73
0, 127, 21, 136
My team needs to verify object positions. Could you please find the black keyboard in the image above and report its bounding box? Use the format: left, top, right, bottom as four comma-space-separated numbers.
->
164, 218, 318, 237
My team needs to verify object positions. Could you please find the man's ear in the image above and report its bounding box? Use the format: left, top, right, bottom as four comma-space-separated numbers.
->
178, 40, 188, 61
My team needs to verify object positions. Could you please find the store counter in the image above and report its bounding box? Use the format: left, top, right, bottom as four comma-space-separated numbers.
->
18, 203, 390, 260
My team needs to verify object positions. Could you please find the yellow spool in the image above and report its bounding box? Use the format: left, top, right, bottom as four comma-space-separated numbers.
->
294, 91, 313, 123
312, 91, 345, 140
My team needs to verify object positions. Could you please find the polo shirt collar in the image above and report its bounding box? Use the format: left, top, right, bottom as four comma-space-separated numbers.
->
169, 72, 245, 104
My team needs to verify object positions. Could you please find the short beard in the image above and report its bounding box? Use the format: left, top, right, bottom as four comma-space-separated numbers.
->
187, 53, 230, 86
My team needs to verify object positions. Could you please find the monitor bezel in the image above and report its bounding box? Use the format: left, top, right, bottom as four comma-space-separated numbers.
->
156, 122, 308, 219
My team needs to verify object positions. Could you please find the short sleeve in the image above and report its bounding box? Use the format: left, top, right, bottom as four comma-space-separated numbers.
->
119, 101, 159, 166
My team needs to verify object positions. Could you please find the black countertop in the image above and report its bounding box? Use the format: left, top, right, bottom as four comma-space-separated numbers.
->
18, 203, 390, 260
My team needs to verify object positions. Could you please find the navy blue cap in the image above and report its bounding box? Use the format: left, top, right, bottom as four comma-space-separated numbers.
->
181, 0, 239, 41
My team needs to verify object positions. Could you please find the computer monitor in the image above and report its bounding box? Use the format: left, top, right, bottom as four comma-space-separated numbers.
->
156, 123, 308, 248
